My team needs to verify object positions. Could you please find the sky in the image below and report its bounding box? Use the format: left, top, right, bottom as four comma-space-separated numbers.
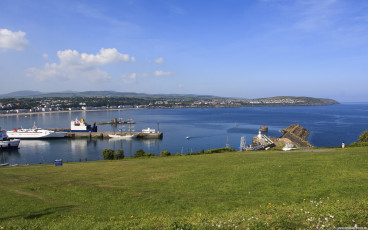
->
1, 0, 368, 102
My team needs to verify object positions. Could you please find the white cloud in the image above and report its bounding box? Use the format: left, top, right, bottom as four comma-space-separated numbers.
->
121, 70, 175, 83
293, 0, 339, 32
43, 53, 49, 59
154, 57, 164, 64
27, 48, 132, 82
129, 73, 137, 79
154, 70, 175, 76
0, 29, 29, 51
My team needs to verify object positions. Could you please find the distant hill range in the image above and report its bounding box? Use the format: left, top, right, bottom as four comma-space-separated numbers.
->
0, 90, 339, 106
0, 90, 216, 99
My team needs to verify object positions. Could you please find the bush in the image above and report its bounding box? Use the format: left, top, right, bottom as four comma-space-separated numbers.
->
134, 149, 145, 158
348, 142, 368, 147
358, 130, 368, 142
144, 152, 155, 157
160, 150, 171, 157
114, 149, 125, 160
102, 149, 115, 160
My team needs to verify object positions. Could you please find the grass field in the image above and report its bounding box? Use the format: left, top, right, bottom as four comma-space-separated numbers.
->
1, 147, 368, 229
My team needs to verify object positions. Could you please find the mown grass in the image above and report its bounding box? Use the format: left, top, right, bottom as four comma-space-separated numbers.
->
1, 147, 368, 229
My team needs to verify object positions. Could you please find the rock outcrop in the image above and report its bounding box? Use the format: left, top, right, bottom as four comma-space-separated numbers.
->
280, 124, 313, 148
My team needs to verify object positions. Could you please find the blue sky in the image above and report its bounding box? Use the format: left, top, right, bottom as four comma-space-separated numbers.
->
1, 0, 368, 102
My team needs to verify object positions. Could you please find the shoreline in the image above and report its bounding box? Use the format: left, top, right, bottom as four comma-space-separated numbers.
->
0, 108, 139, 117
0, 103, 339, 117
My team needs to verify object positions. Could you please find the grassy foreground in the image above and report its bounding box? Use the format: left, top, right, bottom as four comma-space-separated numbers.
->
1, 147, 368, 229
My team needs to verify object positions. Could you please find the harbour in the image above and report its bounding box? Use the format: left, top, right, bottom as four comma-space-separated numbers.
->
1, 104, 368, 165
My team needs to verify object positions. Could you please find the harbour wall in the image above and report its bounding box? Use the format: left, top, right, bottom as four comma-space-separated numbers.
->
66, 132, 163, 139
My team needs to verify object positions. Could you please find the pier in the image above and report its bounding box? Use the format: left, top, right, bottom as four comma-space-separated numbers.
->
65, 131, 163, 139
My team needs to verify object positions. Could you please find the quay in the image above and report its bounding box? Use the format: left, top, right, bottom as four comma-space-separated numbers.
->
65, 131, 163, 139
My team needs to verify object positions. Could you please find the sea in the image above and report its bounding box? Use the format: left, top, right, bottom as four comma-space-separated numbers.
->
1, 103, 368, 165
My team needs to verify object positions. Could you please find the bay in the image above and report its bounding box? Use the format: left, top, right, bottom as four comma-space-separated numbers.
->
1, 104, 368, 165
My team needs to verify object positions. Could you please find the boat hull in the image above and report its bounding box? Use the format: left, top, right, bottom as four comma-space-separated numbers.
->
7, 131, 67, 139
109, 134, 138, 139
0, 139, 20, 149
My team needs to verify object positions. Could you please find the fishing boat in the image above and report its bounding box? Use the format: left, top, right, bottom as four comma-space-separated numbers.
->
0, 128, 20, 149
7, 124, 67, 139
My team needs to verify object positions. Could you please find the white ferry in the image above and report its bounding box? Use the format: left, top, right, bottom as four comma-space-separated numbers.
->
7, 126, 67, 139
0, 129, 20, 149
71, 118, 97, 132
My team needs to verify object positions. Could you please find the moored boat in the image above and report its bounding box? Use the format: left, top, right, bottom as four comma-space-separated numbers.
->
0, 128, 20, 149
71, 118, 97, 132
7, 124, 67, 139
109, 133, 138, 139
109, 121, 136, 139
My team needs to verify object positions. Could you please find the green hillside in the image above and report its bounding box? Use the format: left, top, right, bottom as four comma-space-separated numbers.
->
1, 147, 367, 229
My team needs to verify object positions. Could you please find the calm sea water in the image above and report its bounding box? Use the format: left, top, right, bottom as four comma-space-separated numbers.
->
1, 104, 368, 165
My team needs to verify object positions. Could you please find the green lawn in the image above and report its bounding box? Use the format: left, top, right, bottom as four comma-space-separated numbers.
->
1, 147, 368, 229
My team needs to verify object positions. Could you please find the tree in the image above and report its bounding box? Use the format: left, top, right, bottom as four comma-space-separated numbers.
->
160, 150, 171, 157
102, 149, 115, 160
134, 149, 145, 158
114, 149, 125, 160
359, 130, 368, 142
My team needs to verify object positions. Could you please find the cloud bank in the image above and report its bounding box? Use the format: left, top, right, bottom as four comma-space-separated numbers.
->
27, 48, 134, 82
0, 29, 29, 51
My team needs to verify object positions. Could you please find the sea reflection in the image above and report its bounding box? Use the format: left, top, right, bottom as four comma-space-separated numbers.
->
0, 149, 20, 164
19, 140, 51, 150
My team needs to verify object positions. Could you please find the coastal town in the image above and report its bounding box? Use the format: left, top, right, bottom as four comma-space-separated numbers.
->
0, 94, 338, 115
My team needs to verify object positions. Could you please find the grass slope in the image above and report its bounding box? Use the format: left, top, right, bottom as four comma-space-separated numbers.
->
1, 147, 368, 229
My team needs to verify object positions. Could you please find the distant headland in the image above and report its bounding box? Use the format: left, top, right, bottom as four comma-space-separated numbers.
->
0, 90, 339, 116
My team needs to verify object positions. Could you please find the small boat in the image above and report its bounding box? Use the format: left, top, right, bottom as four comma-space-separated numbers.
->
0, 128, 20, 149
282, 143, 297, 151
186, 136, 191, 140
142, 128, 156, 134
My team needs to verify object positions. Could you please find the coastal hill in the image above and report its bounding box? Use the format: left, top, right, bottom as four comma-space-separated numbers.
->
0, 90, 217, 99
0, 91, 339, 111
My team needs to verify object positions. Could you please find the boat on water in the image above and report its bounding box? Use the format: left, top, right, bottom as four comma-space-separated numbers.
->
109, 120, 137, 139
71, 118, 97, 132
7, 124, 67, 139
0, 129, 20, 149
109, 133, 138, 139
142, 128, 156, 134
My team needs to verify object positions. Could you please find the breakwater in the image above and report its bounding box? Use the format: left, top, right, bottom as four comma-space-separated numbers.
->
66, 131, 163, 139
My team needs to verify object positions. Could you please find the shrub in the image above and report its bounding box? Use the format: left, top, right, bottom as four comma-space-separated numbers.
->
102, 149, 115, 160
143, 152, 155, 157
134, 149, 145, 158
348, 142, 368, 147
160, 150, 171, 157
358, 130, 368, 142
114, 149, 125, 160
